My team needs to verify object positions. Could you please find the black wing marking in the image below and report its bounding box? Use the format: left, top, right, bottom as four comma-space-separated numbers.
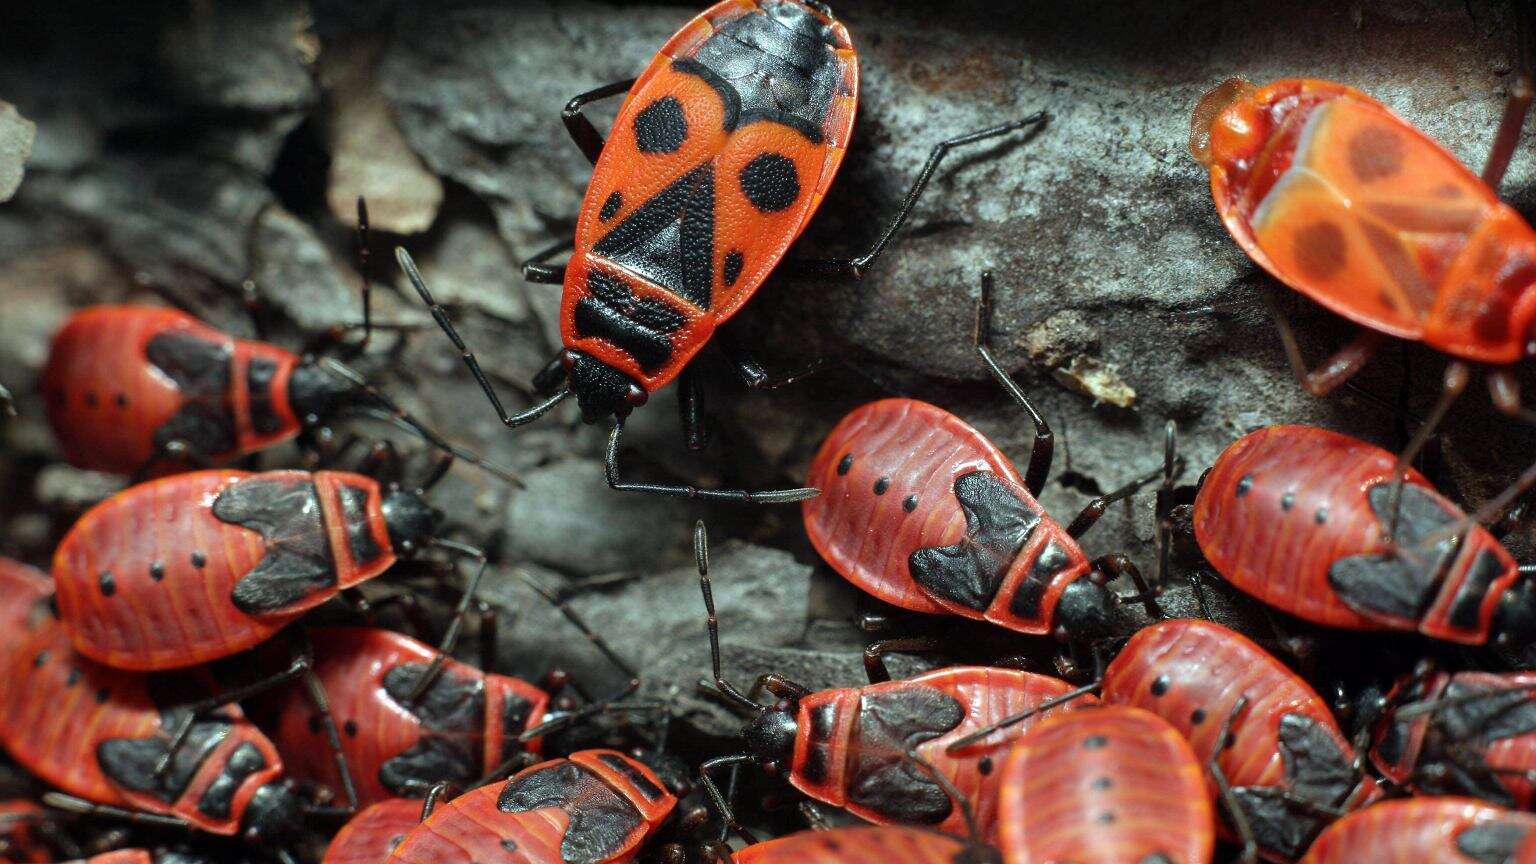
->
498, 762, 643, 864
212, 475, 337, 614
909, 471, 1041, 612
846, 686, 966, 823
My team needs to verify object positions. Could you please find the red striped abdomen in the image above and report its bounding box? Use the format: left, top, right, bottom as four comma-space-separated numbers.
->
997, 706, 1213, 864
1300, 797, 1536, 863
387, 784, 567, 864
734, 826, 976, 864
0, 625, 284, 835
804, 399, 1087, 633
323, 799, 422, 864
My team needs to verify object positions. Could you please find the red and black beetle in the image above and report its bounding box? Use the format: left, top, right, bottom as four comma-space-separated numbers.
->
40, 304, 509, 482
51, 468, 473, 673
0, 621, 300, 845
804, 273, 1168, 644
1192, 424, 1536, 648
995, 705, 1214, 864
732, 825, 993, 864
397, 0, 1044, 503
694, 523, 1094, 842
1369, 668, 1536, 809
1299, 796, 1536, 864
255, 626, 557, 809
322, 798, 421, 864
386, 749, 680, 864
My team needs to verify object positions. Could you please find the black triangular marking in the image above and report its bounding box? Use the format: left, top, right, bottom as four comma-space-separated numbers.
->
592, 164, 715, 309
909, 471, 1041, 612
846, 686, 965, 824
145, 331, 237, 455
212, 475, 337, 614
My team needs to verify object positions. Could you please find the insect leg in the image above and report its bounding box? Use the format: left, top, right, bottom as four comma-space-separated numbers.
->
1484, 4, 1533, 189
698, 754, 761, 846
521, 236, 574, 285
798, 113, 1048, 279
401, 539, 490, 703
398, 246, 573, 428
39, 795, 189, 831
679, 365, 711, 451
606, 417, 820, 503
1383, 361, 1470, 540
1065, 461, 1169, 539
862, 636, 940, 685
1262, 289, 1385, 396
1209, 696, 1259, 864
714, 329, 832, 390
476, 599, 498, 672
975, 271, 1053, 496
561, 78, 638, 165
294, 631, 361, 812
1091, 554, 1162, 620
1155, 420, 1178, 590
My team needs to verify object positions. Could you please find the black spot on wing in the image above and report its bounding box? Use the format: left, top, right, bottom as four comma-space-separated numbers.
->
739, 153, 800, 213
499, 761, 643, 864
909, 471, 1040, 611
213, 475, 337, 614
846, 686, 965, 823
634, 96, 688, 154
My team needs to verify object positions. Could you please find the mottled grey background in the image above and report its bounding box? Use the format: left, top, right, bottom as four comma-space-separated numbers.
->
1, 0, 1534, 743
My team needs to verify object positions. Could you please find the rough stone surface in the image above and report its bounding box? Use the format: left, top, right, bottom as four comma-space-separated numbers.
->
1, 0, 1535, 814
0, 101, 34, 202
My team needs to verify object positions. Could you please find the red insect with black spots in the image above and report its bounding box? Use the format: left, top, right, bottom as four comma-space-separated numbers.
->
398, 0, 1043, 503
256, 626, 555, 809
1370, 669, 1536, 809
40, 303, 507, 482
732, 826, 994, 864
386, 749, 680, 864
1192, 425, 1536, 647
51, 468, 475, 673
804, 274, 1168, 644
995, 705, 1214, 864
695, 523, 1094, 842
0, 622, 300, 845
0, 558, 56, 664
1100, 619, 1376, 862
323, 798, 422, 864
1191, 74, 1536, 447
1299, 797, 1536, 864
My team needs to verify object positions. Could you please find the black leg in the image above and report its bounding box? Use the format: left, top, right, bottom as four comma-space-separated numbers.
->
521, 236, 574, 285
38, 795, 189, 831
606, 418, 819, 503
942, 681, 1101, 753
863, 637, 938, 684
1091, 554, 1161, 620
975, 272, 1053, 497
714, 330, 832, 390
1383, 361, 1470, 540
1065, 462, 1166, 540
561, 78, 638, 165
698, 754, 761, 846
1155, 420, 1178, 588
531, 353, 570, 395
131, 439, 212, 483
679, 365, 711, 451
1263, 289, 1385, 397
1210, 696, 1259, 864
337, 197, 375, 357
398, 247, 573, 428
476, 599, 498, 673
403, 539, 490, 703
1483, 4, 1533, 191
798, 113, 1048, 279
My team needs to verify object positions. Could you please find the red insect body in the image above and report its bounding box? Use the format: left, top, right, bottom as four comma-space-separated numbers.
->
1195, 78, 1536, 364
1300, 797, 1536, 863
732, 826, 977, 864
387, 750, 675, 864
783, 666, 1094, 839
0, 623, 291, 838
0, 559, 55, 667
323, 798, 422, 864
74, 852, 153, 864
1194, 425, 1524, 644
0, 801, 52, 864
558, 0, 857, 415
53, 470, 397, 670
257, 627, 550, 808
1101, 619, 1374, 861
1372, 670, 1536, 808
803, 399, 1090, 635
996, 706, 1214, 864
41, 306, 303, 474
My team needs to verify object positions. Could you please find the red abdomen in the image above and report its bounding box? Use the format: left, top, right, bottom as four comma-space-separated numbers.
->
388, 750, 675, 864
1200, 79, 1536, 363
559, 0, 857, 394
997, 706, 1214, 864
323, 798, 422, 864
789, 666, 1095, 840
1195, 425, 1519, 643
804, 399, 1089, 634
0, 624, 284, 835
41, 306, 301, 474
258, 626, 548, 807
734, 826, 978, 864
1300, 797, 1536, 863
1102, 619, 1372, 861
0, 559, 55, 661
54, 470, 396, 670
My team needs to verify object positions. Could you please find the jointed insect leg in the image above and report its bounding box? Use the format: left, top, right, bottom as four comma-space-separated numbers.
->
521, 236, 574, 285
606, 417, 820, 503
1210, 696, 1259, 864
1065, 462, 1168, 539
698, 754, 761, 846
679, 365, 711, 451
39, 794, 189, 831
402, 538, 490, 703
862, 636, 940, 685
1263, 289, 1385, 396
560, 78, 638, 165
1091, 553, 1162, 620
1483, 4, 1533, 190
1383, 360, 1470, 541
975, 271, 1053, 497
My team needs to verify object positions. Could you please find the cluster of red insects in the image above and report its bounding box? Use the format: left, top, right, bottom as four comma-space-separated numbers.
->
9, 2, 1536, 863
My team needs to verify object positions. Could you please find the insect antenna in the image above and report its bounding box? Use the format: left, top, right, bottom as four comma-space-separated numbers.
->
317, 356, 524, 487
901, 748, 996, 861
401, 537, 491, 703
696, 520, 766, 713
943, 681, 1101, 753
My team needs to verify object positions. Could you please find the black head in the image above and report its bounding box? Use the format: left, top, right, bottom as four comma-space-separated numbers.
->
563, 350, 647, 423
381, 487, 440, 552
287, 360, 358, 424
741, 703, 798, 772
1493, 578, 1536, 647
240, 781, 300, 845
1053, 578, 1117, 643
